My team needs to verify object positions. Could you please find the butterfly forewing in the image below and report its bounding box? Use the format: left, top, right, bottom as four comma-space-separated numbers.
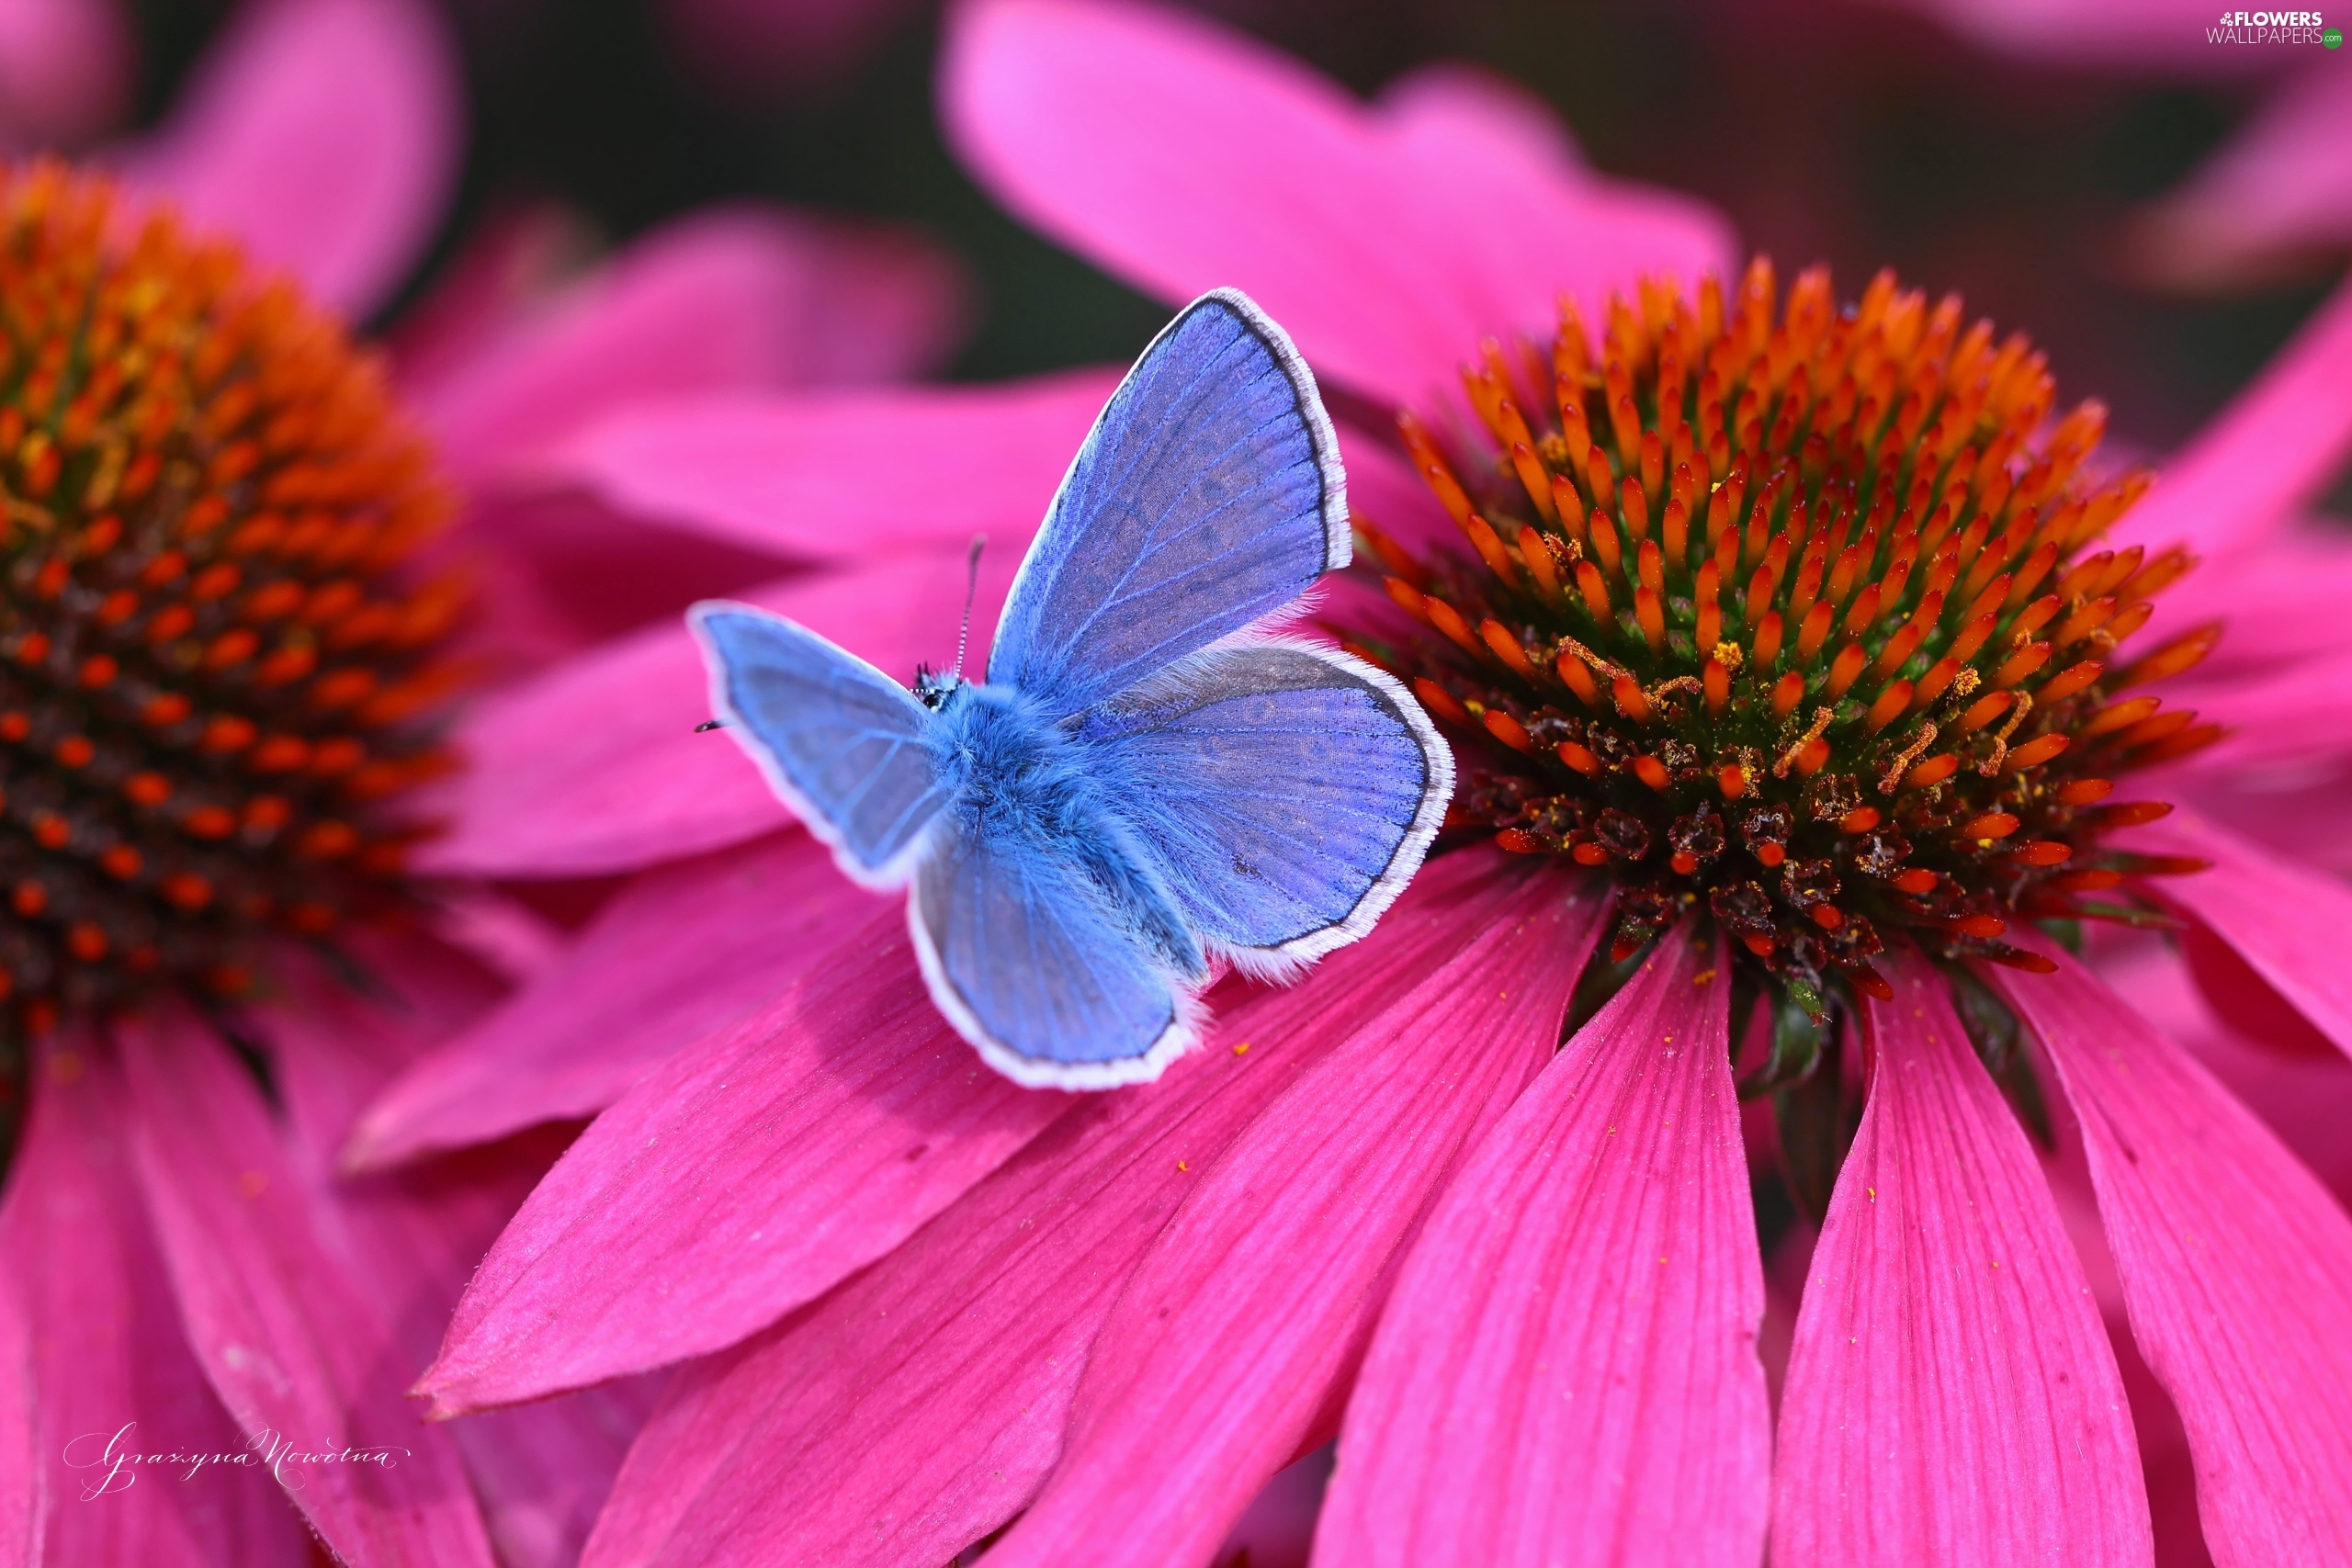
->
986, 289, 1347, 716
692, 606, 951, 885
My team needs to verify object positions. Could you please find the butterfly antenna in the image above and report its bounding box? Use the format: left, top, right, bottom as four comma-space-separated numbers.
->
951, 534, 986, 682
695, 719, 729, 733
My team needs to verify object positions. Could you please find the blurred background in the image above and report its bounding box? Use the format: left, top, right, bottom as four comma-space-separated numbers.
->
48, 0, 2352, 471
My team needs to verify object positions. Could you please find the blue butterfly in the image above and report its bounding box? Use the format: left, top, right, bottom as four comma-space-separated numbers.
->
690, 289, 1453, 1089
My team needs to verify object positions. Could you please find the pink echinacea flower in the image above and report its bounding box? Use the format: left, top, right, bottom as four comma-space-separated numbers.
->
0, 3, 967, 1564
372, 2, 2352, 1564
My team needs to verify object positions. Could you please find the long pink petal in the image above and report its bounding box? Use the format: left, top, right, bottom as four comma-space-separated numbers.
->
126, 0, 460, 317
981, 859, 1608, 1568
2116, 270, 2352, 558
418, 206, 970, 479
2154, 657, 2352, 776
534, 368, 1114, 558
0, 0, 129, 142
941, 0, 1732, 410
0, 1297, 27, 1568
249, 952, 660, 1568
0, 1242, 29, 1568
2127, 807, 2352, 1061
2128, 523, 2352, 683
1772, 953, 2150, 1565
349, 831, 884, 1169
1, 1049, 309, 1563
1998, 953, 2352, 1563
115, 1008, 497, 1568
1314, 921, 1766, 1568
2136, 64, 2352, 286
417, 908, 1071, 1416
582, 850, 1575, 1568
413, 545, 1023, 877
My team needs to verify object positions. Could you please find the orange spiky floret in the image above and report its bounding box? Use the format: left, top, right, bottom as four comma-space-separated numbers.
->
1348, 259, 2207, 1002
0, 162, 461, 1032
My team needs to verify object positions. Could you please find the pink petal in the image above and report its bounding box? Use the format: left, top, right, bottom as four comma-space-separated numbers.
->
982, 858, 1608, 1568
417, 206, 970, 479
417, 908, 1072, 1416
435, 490, 796, 680
413, 545, 1023, 877
349, 830, 885, 1169
127, 0, 460, 318
582, 850, 1576, 1567
251, 948, 661, 1568
1771, 953, 2150, 1565
0, 1245, 29, 1568
2161, 649, 2352, 774
1, 1048, 305, 1563
2137, 65, 2352, 286
2116, 270, 2352, 559
0, 0, 130, 142
1315, 921, 1767, 1568
114, 1007, 497, 1568
2128, 523, 2352, 683
1373, 62, 1586, 180
1997, 953, 2352, 1562
1882, 0, 2277, 71
2127, 807, 2352, 1061
941, 0, 1733, 410
535, 367, 1116, 559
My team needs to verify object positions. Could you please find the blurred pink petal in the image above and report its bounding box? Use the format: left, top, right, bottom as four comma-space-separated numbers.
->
1771, 954, 2149, 1565
417, 206, 970, 479
2138, 65, 2352, 285
414, 546, 1024, 877
347, 830, 886, 1170
2117, 270, 2352, 558
0, 1258, 28, 1568
0, 1046, 306, 1564
2132, 523, 2352, 683
2166, 648, 2352, 774
0, 0, 129, 143
662, 0, 925, 97
116, 1008, 498, 1568
2000, 954, 2352, 1562
1374, 62, 1585, 178
129, 0, 462, 318
2128, 807, 2352, 1060
576, 918, 1424, 1567
985, 857, 1603, 1568
1317, 923, 1765, 1568
254, 953, 655, 1568
537, 367, 1114, 558
1870, 0, 2277, 71
941, 0, 1733, 409
418, 909, 1071, 1416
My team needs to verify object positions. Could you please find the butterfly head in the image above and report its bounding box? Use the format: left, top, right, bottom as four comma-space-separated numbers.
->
911, 664, 966, 710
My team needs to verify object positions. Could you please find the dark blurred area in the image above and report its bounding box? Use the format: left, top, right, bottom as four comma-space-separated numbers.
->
122, 0, 2340, 453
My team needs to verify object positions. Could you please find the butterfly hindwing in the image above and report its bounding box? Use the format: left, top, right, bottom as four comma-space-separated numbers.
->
910, 814, 1191, 1089
691, 604, 950, 886
987, 288, 1346, 717
1083, 641, 1453, 965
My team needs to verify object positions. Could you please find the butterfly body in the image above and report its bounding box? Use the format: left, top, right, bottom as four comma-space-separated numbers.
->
694, 289, 1452, 1089
923, 675, 1207, 985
